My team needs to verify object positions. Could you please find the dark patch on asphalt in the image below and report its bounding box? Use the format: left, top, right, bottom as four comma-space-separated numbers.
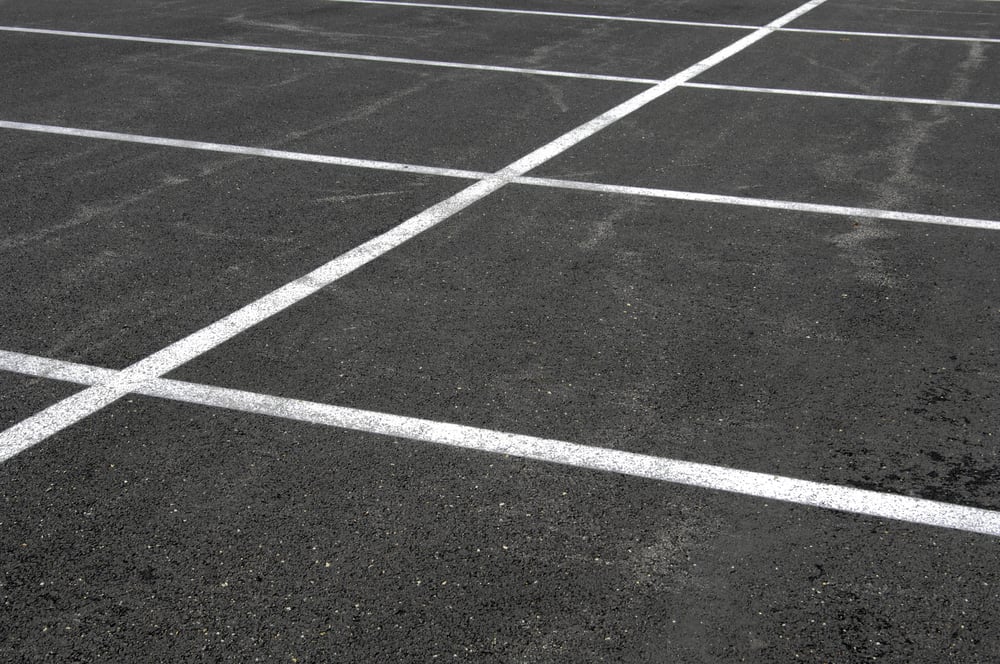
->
172, 186, 1000, 510
0, 372, 82, 429
0, 32, 637, 172
790, 0, 1000, 38
1, 396, 998, 662
532, 86, 1000, 220
700, 31, 1000, 104
0, 131, 465, 368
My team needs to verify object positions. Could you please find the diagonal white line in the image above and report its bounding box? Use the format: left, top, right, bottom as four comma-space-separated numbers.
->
2, 348, 1000, 538
0, 0, 832, 462
0, 26, 660, 85
323, 0, 757, 30
682, 82, 1000, 111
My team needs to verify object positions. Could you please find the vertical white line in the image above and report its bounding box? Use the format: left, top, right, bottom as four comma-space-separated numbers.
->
0, 0, 831, 462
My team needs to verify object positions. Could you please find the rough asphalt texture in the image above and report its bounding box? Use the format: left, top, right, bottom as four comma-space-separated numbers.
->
1, 0, 999, 661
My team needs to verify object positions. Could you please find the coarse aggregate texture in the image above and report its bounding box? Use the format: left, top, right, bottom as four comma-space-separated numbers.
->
172, 186, 1000, 511
2, 0, 1000, 660
699, 31, 1000, 104
0, 373, 82, 430
0, 132, 466, 368
2, 397, 999, 662
0, 32, 638, 171
791, 0, 1000, 38
533, 87, 1000, 220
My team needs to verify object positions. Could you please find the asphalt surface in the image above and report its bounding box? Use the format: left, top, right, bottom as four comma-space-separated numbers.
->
2, 0, 1000, 661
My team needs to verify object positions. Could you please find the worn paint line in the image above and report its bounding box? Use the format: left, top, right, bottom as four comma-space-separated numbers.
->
782, 26, 1000, 44
1, 349, 999, 538
0, 25, 660, 85
323, 0, 756, 30
513, 177, 1000, 231
0, 120, 489, 179
683, 82, 1000, 111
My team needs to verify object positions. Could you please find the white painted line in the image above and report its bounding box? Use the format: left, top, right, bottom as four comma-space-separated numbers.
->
683, 82, 1000, 111
0, 25, 660, 85
0, 350, 117, 385
326, 0, 1000, 44
19, 25, 999, 102
2, 349, 1000, 538
0, 0, 832, 461
324, 0, 756, 30
0, 175, 508, 462
783, 27, 1000, 44
4, 120, 998, 231
0, 120, 489, 180
514, 176, 1000, 231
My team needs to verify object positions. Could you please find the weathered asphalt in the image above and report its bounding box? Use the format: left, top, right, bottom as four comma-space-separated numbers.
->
2, 0, 999, 661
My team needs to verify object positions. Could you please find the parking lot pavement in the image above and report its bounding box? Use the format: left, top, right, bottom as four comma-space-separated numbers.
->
0, 32, 640, 170
170, 185, 1000, 511
533, 87, 1000, 220
2, 0, 999, 660
0, 373, 81, 430
791, 0, 1000, 38
3, 396, 999, 661
699, 31, 1000, 103
0, 132, 467, 368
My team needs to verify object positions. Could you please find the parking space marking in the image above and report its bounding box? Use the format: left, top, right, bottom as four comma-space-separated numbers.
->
6, 118, 996, 231
0, 0, 831, 462
324, 0, 756, 30
4, 120, 996, 231
0, 120, 489, 179
513, 177, 1000, 231
6, 27, 996, 109
683, 82, 1000, 111
783, 27, 1000, 44
0, 26, 661, 85
327, 0, 1000, 44
3, 348, 1000, 538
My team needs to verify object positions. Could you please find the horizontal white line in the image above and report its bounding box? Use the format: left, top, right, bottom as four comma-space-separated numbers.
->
326, 0, 1000, 44
683, 82, 1000, 111
3, 119, 998, 231
324, 0, 756, 30
7, 26, 997, 105
0, 25, 660, 85
2, 348, 999, 538
3, 120, 998, 231
0, 120, 489, 179
514, 176, 1000, 231
783, 26, 1000, 44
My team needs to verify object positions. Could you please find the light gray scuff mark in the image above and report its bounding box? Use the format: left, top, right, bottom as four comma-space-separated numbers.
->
315, 189, 410, 204
529, 76, 570, 113
224, 13, 425, 45
834, 42, 986, 288
577, 218, 615, 250
0, 172, 169, 252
